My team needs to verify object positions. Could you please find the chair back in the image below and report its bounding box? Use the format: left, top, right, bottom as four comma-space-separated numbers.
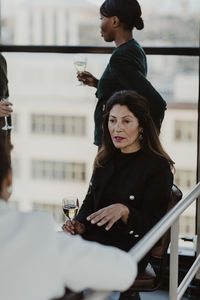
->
130, 184, 183, 292
151, 184, 182, 259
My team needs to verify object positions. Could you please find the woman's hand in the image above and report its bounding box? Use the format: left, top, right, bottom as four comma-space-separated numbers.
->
0, 100, 13, 117
62, 220, 85, 235
77, 71, 99, 88
87, 204, 130, 231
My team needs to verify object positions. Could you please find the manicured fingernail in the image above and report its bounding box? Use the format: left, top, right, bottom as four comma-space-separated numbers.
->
87, 217, 90, 220
91, 220, 95, 224
97, 222, 102, 226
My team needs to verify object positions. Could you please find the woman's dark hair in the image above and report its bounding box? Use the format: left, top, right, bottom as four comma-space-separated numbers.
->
94, 90, 174, 170
0, 139, 12, 195
100, 0, 144, 31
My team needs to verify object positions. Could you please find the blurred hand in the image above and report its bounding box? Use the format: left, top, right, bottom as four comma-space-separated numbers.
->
77, 71, 98, 88
0, 101, 13, 117
62, 220, 85, 235
87, 204, 129, 231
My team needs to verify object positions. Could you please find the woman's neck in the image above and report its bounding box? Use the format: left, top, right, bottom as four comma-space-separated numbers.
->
120, 144, 141, 154
114, 30, 133, 47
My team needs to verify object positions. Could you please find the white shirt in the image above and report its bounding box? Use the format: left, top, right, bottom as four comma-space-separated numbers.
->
0, 199, 137, 300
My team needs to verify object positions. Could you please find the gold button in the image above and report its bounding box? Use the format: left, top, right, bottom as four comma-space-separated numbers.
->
129, 195, 135, 200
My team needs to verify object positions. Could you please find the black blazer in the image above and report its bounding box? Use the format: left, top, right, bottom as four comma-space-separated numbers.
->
0, 53, 9, 99
76, 150, 173, 252
94, 39, 166, 145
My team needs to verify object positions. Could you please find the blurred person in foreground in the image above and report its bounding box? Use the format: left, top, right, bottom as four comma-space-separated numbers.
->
78, 0, 166, 146
0, 140, 138, 300
63, 90, 174, 300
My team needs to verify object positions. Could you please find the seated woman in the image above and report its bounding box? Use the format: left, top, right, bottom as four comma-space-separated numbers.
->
63, 90, 174, 291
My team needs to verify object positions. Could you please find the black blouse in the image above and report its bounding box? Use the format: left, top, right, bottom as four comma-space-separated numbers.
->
76, 149, 173, 258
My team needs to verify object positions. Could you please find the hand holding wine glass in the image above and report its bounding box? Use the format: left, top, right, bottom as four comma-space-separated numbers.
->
62, 197, 79, 221
62, 197, 85, 235
62, 219, 85, 235
0, 98, 13, 130
77, 71, 99, 88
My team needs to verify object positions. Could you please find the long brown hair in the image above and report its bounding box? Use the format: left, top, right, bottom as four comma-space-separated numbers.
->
94, 90, 174, 170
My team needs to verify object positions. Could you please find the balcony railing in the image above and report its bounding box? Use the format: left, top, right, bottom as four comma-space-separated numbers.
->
86, 182, 200, 300
0, 45, 199, 56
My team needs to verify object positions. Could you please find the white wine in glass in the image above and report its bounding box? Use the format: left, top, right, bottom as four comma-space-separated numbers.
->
73, 55, 87, 85
62, 197, 79, 221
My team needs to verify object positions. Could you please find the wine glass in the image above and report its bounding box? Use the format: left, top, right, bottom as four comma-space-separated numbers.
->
73, 55, 87, 86
1, 98, 13, 130
62, 197, 79, 222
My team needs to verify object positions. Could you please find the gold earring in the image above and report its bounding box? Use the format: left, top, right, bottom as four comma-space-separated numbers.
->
139, 134, 143, 141
139, 130, 143, 141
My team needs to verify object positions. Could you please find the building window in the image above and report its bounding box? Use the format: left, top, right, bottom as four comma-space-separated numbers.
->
175, 169, 196, 190
31, 114, 86, 136
179, 215, 195, 236
53, 12, 57, 44
33, 202, 65, 223
174, 120, 197, 142
41, 10, 45, 44
31, 160, 86, 182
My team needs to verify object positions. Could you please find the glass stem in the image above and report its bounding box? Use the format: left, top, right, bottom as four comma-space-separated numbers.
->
4, 117, 8, 128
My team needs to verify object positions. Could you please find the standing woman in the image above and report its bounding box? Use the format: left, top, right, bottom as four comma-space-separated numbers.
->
78, 0, 166, 146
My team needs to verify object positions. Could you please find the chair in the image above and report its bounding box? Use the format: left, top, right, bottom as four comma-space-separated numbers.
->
52, 185, 182, 299
129, 184, 182, 292
52, 288, 83, 300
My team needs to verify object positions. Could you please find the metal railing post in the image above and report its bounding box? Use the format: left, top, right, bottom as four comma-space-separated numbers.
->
178, 254, 200, 299
196, 45, 200, 280
170, 218, 180, 300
